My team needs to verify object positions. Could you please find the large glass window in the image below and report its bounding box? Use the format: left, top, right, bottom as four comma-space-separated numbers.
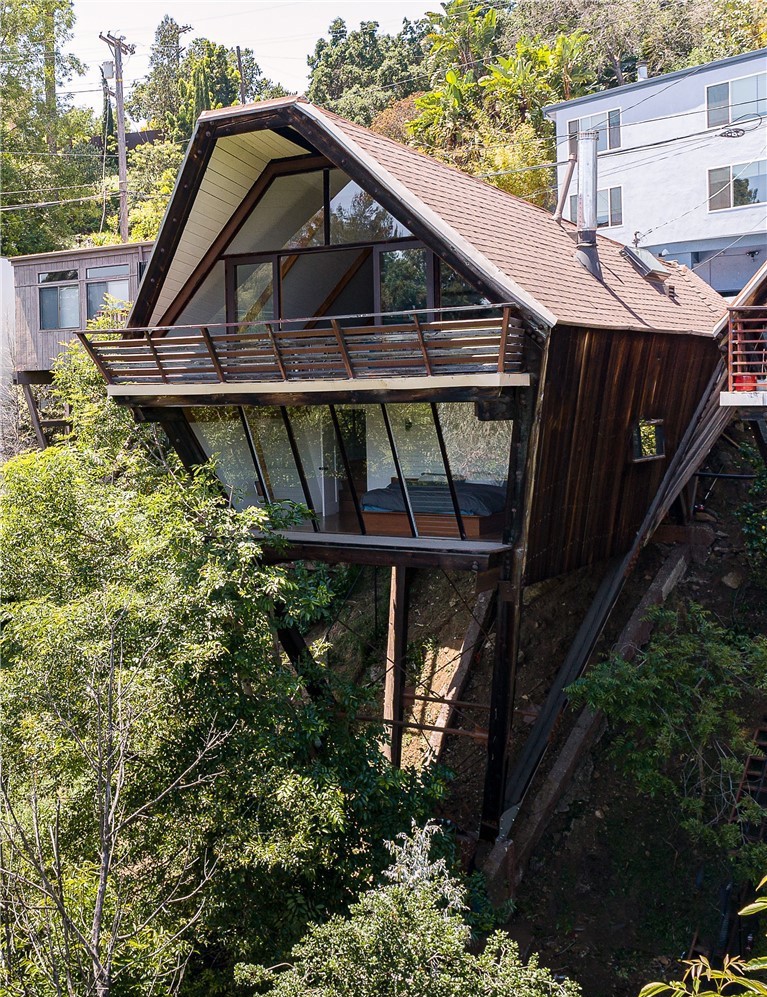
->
329, 172, 411, 243
227, 168, 410, 256
227, 170, 326, 255
436, 402, 512, 487
183, 403, 512, 541
185, 407, 262, 510
243, 407, 314, 529
708, 160, 767, 211
439, 262, 491, 317
235, 261, 275, 323
39, 283, 79, 329
707, 73, 767, 127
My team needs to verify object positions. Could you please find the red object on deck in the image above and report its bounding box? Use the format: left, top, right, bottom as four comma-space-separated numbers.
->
734, 374, 758, 391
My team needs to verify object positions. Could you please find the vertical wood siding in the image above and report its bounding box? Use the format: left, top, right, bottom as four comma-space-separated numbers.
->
525, 325, 721, 583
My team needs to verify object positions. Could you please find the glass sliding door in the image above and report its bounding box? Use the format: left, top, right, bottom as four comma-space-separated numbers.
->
376, 246, 430, 321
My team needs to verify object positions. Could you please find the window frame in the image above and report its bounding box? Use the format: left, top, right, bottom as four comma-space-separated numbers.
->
569, 185, 623, 228
567, 108, 622, 155
38, 278, 80, 331
630, 419, 666, 463
85, 275, 131, 321
707, 159, 767, 213
706, 70, 767, 128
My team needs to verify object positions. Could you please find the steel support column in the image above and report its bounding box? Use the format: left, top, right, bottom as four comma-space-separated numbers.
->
383, 565, 410, 767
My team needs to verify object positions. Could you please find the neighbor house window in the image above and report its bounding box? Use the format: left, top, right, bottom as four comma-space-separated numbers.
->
707, 72, 767, 127
708, 160, 767, 211
631, 419, 665, 462
85, 263, 130, 319
569, 187, 623, 227
567, 109, 621, 154
38, 270, 79, 330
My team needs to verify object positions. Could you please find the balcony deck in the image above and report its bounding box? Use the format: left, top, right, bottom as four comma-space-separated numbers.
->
720, 305, 767, 409
77, 305, 531, 404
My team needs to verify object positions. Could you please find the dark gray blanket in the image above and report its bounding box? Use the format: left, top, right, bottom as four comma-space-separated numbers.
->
361, 480, 506, 516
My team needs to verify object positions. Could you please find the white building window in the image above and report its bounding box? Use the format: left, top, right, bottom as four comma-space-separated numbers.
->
707, 72, 767, 127
708, 160, 767, 211
85, 263, 130, 319
569, 187, 623, 227
38, 270, 80, 330
567, 109, 621, 154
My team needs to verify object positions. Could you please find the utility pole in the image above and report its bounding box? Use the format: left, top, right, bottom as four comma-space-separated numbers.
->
235, 46, 247, 104
99, 32, 135, 243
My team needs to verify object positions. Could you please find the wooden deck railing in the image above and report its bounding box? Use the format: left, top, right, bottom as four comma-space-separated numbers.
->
727, 306, 767, 391
76, 306, 526, 387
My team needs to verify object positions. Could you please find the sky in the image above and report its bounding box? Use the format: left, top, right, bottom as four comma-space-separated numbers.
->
68, 0, 440, 118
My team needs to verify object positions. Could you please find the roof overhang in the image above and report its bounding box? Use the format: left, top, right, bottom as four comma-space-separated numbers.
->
129, 97, 555, 334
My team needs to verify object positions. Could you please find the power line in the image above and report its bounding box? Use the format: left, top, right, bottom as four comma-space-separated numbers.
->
690, 217, 767, 272
0, 191, 164, 213
637, 155, 767, 244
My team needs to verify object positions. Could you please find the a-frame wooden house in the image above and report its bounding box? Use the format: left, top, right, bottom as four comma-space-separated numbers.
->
79, 97, 728, 838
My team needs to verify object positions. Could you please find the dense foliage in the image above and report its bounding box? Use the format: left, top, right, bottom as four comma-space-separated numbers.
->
0, 344, 443, 995
0, 0, 105, 255
127, 16, 286, 139
235, 823, 580, 997
739, 449, 767, 589
569, 605, 767, 878
306, 17, 428, 126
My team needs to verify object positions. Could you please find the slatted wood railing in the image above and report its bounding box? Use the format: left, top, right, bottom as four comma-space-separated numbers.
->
727, 306, 767, 391
76, 306, 526, 386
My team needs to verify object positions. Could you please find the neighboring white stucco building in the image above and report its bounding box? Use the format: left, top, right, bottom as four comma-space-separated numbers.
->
545, 48, 767, 296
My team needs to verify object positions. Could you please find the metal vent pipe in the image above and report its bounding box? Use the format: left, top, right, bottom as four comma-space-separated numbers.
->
574, 130, 603, 280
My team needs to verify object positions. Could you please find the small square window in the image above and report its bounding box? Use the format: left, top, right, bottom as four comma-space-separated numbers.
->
632, 419, 665, 462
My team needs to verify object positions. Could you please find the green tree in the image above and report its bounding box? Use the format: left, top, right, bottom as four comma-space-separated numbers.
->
568, 604, 767, 876
306, 17, 427, 125
424, 0, 503, 80
129, 19, 286, 136
127, 15, 190, 130
0, 340, 443, 995
126, 140, 184, 242
639, 873, 767, 995
235, 823, 580, 997
687, 0, 767, 66
0, 0, 106, 255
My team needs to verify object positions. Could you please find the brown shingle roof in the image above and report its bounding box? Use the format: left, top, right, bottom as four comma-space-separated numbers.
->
318, 107, 726, 335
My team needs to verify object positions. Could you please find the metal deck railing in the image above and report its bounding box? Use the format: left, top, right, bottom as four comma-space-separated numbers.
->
76, 304, 526, 387
727, 305, 767, 392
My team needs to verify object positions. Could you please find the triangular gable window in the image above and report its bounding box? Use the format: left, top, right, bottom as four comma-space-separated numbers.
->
227, 167, 410, 256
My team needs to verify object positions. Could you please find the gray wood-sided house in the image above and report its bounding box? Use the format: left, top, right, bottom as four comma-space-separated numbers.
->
78, 97, 731, 838
11, 241, 153, 373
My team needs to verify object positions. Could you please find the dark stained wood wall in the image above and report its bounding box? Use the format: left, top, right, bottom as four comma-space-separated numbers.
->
525, 325, 721, 583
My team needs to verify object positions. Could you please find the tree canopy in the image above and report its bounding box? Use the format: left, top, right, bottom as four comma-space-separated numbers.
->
0, 336, 443, 995
235, 823, 581, 997
306, 17, 428, 126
